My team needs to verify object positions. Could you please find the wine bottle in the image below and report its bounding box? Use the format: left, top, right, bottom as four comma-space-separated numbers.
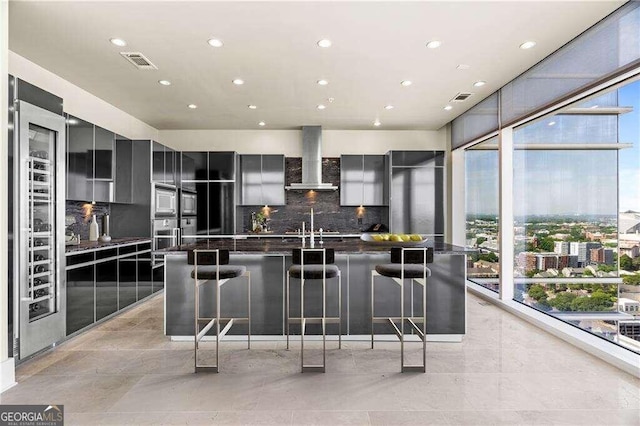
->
34, 254, 45, 261
29, 303, 39, 313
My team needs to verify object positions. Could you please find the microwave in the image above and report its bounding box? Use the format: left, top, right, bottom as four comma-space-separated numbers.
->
154, 185, 177, 217
181, 191, 197, 216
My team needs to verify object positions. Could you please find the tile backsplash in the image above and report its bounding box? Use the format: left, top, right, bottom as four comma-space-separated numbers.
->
236, 157, 389, 234
65, 201, 111, 240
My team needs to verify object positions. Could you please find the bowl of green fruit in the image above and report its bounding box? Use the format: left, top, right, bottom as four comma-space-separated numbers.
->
360, 233, 428, 246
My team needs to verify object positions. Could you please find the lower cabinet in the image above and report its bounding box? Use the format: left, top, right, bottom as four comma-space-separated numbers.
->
152, 264, 164, 293
66, 264, 95, 336
65, 241, 155, 337
96, 258, 118, 321
118, 254, 137, 309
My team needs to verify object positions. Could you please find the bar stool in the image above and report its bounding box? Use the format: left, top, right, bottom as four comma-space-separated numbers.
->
286, 248, 341, 373
190, 249, 251, 373
371, 247, 432, 373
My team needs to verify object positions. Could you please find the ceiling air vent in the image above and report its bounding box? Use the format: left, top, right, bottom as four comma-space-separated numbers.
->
119, 52, 158, 70
451, 92, 473, 102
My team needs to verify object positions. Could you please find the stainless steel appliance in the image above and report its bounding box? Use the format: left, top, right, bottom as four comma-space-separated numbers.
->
153, 184, 177, 217
152, 218, 179, 265
180, 217, 197, 243
180, 190, 197, 216
14, 101, 66, 359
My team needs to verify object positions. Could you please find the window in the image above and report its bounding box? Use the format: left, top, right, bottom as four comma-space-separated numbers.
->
465, 137, 499, 291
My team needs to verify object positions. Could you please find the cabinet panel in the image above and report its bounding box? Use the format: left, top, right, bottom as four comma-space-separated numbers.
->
239, 155, 262, 205
94, 125, 114, 180
152, 265, 164, 293
118, 255, 137, 309
66, 116, 92, 201
391, 167, 436, 234
96, 259, 118, 321
391, 151, 438, 167
209, 152, 235, 180
208, 182, 234, 235
152, 141, 165, 182
115, 138, 133, 203
166, 147, 176, 186
138, 255, 153, 300
363, 155, 387, 206
132, 140, 151, 204
261, 155, 285, 205
66, 265, 95, 335
340, 155, 363, 206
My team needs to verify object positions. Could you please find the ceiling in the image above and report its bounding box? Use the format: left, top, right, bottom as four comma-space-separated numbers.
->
9, 1, 624, 131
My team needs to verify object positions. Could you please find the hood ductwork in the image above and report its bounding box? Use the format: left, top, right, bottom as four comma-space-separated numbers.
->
285, 126, 338, 191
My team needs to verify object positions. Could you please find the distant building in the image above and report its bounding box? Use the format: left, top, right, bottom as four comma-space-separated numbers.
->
619, 244, 639, 259
570, 242, 602, 266
618, 298, 640, 314
516, 252, 537, 271
534, 253, 570, 271
554, 241, 569, 255
619, 211, 640, 234
590, 247, 615, 265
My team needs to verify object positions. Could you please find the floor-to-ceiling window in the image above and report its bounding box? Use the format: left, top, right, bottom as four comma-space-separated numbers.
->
465, 137, 499, 292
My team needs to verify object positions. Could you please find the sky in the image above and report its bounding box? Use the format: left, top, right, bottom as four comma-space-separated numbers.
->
465, 80, 640, 217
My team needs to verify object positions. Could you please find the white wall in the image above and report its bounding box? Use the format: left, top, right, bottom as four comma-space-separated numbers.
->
159, 129, 447, 156
8, 51, 158, 141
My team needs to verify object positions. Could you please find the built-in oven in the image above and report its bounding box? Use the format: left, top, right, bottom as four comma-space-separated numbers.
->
152, 218, 179, 265
180, 190, 197, 216
153, 184, 177, 217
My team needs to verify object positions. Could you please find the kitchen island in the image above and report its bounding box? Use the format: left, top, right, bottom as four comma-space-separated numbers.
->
160, 237, 471, 341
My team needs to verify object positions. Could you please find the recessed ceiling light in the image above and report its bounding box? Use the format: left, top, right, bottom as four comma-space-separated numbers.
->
109, 38, 127, 47
457, 64, 470, 70
158, 80, 171, 86
519, 41, 537, 50
317, 104, 326, 110
248, 105, 257, 109
384, 105, 394, 110
400, 80, 412, 87
444, 105, 453, 111
373, 120, 381, 127
317, 79, 329, 86
207, 38, 223, 47
258, 121, 266, 127
473, 81, 486, 87
317, 39, 332, 48
66, 118, 78, 125
232, 79, 244, 85
426, 40, 442, 49
548, 121, 556, 126
188, 104, 197, 109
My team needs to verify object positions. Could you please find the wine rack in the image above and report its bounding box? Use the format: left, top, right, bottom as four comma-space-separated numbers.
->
26, 132, 57, 322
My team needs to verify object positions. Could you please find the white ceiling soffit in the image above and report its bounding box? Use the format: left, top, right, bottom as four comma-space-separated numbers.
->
9, 1, 624, 131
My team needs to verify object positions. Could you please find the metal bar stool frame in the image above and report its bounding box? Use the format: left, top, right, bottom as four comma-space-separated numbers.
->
286, 248, 342, 373
371, 247, 431, 373
193, 249, 251, 373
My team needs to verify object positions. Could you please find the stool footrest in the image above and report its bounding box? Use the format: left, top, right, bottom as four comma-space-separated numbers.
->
218, 319, 235, 339
407, 318, 425, 340
388, 318, 402, 340
402, 365, 426, 373
195, 366, 219, 373
302, 365, 326, 373
288, 317, 340, 324
372, 316, 425, 324
196, 318, 216, 341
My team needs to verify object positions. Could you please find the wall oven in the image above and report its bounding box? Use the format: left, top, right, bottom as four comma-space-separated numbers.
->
153, 184, 177, 217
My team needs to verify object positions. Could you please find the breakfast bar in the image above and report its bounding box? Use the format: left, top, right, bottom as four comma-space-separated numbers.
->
160, 237, 471, 341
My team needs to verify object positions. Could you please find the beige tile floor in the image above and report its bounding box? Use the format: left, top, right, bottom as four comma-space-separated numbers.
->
1, 292, 639, 425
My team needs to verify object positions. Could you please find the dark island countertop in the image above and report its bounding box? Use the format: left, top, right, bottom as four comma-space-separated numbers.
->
65, 237, 152, 254
156, 238, 472, 256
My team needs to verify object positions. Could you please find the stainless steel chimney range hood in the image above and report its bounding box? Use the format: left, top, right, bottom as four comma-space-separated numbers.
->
285, 125, 338, 191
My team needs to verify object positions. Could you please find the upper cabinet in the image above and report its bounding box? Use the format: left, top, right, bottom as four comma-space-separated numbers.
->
152, 142, 176, 186
237, 154, 285, 206
180, 151, 236, 184
66, 115, 114, 202
340, 154, 388, 206
114, 138, 151, 205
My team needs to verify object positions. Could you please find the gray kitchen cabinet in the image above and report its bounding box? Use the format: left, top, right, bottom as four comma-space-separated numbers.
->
114, 138, 152, 205
237, 154, 285, 205
66, 115, 114, 202
340, 154, 388, 206
152, 141, 176, 185
389, 150, 445, 236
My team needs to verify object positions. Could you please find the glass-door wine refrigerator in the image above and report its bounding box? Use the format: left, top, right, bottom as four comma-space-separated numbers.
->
14, 100, 66, 360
